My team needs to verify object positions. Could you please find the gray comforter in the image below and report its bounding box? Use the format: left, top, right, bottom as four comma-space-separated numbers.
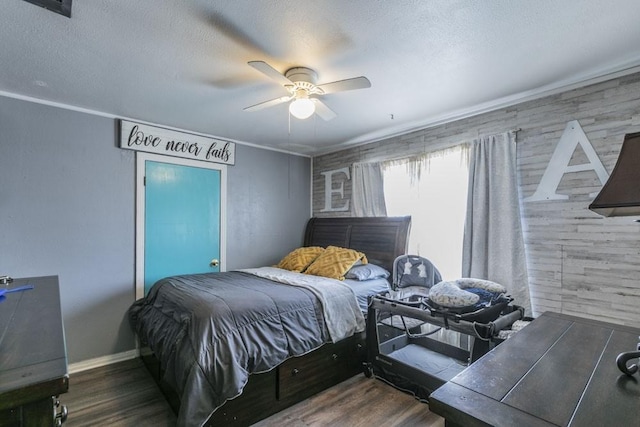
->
128, 270, 361, 427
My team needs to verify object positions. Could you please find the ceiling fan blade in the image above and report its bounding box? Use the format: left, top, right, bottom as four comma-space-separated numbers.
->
243, 96, 291, 112
248, 61, 293, 86
313, 99, 337, 121
316, 76, 371, 94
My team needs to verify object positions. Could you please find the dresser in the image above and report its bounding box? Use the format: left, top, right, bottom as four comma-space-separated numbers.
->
0, 276, 69, 426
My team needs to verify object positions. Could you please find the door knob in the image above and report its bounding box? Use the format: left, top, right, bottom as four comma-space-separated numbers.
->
210, 259, 219, 267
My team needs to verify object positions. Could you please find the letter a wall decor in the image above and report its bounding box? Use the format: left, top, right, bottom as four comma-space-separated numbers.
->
525, 120, 608, 202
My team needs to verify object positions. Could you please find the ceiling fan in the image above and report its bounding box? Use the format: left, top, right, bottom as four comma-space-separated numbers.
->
243, 60, 371, 120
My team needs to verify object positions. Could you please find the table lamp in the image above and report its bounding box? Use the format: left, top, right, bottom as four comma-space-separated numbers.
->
588, 132, 640, 375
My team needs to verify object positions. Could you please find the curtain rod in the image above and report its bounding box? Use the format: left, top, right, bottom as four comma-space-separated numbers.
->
358, 128, 524, 164
477, 128, 522, 137
475, 128, 523, 142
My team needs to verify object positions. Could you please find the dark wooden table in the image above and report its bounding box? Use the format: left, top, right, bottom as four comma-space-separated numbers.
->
429, 311, 640, 427
0, 276, 69, 426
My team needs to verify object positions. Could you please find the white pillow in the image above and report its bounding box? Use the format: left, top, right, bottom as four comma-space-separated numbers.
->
428, 278, 505, 308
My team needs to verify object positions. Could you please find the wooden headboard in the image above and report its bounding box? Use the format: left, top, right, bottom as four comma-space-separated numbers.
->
303, 216, 411, 273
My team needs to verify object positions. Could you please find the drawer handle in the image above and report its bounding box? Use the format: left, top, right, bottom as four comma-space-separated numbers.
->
291, 368, 300, 376
55, 402, 68, 426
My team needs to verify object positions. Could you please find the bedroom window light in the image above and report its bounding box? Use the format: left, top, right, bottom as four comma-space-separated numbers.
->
383, 145, 469, 280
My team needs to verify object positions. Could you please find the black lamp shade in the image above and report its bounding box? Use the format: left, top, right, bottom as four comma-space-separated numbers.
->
589, 132, 640, 217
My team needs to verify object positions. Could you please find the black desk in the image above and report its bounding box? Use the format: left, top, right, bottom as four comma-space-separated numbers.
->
0, 276, 69, 426
429, 311, 640, 427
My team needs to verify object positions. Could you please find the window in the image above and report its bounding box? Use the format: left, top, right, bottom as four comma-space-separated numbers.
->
383, 145, 469, 280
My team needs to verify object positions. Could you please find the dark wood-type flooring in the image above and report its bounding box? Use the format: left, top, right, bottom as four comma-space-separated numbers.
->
60, 358, 444, 427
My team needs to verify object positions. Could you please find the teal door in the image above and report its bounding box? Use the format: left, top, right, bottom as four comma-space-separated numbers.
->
144, 160, 221, 295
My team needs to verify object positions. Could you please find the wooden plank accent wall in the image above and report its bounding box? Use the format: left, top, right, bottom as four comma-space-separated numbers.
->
313, 72, 640, 327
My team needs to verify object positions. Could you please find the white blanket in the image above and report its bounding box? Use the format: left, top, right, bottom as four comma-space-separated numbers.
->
241, 267, 365, 342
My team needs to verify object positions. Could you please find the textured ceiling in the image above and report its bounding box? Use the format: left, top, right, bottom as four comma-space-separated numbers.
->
2, 0, 640, 155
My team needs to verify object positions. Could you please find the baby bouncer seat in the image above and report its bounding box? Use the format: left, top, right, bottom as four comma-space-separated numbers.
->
383, 255, 442, 332
390, 254, 442, 301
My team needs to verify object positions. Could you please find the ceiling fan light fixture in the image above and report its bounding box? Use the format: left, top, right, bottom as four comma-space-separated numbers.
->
289, 97, 315, 119
245, 61, 369, 120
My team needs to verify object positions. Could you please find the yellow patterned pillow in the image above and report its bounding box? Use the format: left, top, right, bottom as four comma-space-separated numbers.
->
276, 246, 325, 272
304, 246, 368, 280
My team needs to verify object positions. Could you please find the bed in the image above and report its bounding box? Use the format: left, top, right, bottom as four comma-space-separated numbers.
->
129, 216, 411, 427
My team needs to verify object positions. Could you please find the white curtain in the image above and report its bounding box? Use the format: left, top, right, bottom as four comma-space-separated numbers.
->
352, 162, 387, 217
462, 131, 531, 314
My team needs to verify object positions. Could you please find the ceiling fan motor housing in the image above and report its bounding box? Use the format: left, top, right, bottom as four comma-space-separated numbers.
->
285, 67, 323, 96
284, 67, 317, 84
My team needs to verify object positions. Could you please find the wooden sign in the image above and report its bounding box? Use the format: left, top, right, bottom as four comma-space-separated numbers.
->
119, 120, 235, 165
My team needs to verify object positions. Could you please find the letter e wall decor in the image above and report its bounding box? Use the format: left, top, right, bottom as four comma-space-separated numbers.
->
320, 167, 350, 212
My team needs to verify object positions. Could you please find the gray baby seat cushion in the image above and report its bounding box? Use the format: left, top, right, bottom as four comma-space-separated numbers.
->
393, 255, 442, 289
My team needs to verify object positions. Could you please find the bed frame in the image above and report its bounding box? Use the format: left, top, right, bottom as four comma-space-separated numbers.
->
141, 216, 411, 426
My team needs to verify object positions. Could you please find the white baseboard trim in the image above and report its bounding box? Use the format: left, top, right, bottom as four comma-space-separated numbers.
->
68, 349, 140, 374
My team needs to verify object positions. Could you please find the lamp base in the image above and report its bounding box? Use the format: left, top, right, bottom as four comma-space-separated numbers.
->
616, 340, 640, 376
